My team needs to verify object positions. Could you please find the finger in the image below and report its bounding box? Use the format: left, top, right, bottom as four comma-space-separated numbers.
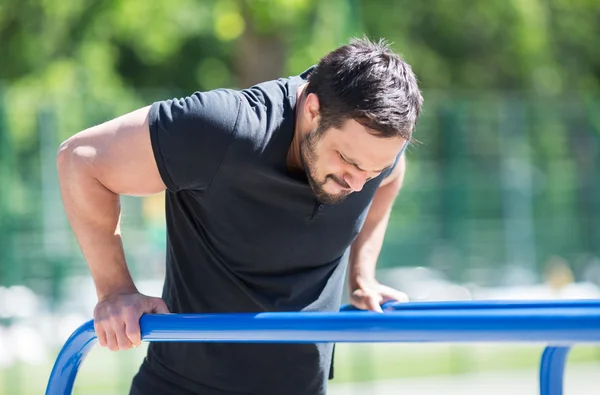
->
113, 320, 133, 350
104, 327, 119, 351
364, 295, 383, 313
349, 289, 370, 311
94, 321, 108, 347
124, 312, 142, 347
349, 298, 368, 311
379, 286, 409, 303
151, 298, 170, 314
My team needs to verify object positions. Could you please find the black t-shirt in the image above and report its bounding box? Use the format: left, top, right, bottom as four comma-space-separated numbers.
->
136, 68, 399, 395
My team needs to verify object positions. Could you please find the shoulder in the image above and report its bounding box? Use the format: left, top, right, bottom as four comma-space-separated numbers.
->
149, 88, 243, 136
237, 77, 292, 128
227, 75, 301, 153
147, 89, 245, 191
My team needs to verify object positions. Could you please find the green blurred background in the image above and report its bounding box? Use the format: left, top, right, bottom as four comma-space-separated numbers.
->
1, 0, 600, 394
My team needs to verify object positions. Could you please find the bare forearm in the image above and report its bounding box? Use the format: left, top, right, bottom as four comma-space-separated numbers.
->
349, 158, 405, 289
349, 184, 397, 287
57, 144, 137, 299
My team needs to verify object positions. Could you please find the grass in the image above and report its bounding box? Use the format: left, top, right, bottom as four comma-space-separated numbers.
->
332, 343, 600, 382
2, 343, 599, 394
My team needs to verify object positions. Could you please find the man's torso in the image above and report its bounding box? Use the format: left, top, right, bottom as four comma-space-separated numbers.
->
140, 70, 389, 395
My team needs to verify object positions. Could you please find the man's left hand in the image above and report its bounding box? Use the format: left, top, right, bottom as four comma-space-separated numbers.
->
349, 280, 409, 313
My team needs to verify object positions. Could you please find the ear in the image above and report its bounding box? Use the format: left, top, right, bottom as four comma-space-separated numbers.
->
303, 93, 321, 128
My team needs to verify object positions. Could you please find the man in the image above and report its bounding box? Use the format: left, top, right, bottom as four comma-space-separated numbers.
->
57, 37, 423, 395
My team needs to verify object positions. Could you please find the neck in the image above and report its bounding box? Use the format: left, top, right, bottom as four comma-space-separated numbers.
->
286, 83, 308, 173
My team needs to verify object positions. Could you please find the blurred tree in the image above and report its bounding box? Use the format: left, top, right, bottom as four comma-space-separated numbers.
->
0, 89, 15, 285
0, 0, 599, 285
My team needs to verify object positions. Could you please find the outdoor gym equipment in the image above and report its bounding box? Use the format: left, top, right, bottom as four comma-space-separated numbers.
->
45, 299, 600, 395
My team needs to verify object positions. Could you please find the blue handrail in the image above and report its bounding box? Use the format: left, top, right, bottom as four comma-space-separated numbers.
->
45, 300, 600, 395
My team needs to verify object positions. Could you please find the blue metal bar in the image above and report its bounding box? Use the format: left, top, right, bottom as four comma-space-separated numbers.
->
45, 301, 600, 395
376, 299, 600, 311
138, 308, 600, 343
45, 320, 96, 395
539, 346, 571, 395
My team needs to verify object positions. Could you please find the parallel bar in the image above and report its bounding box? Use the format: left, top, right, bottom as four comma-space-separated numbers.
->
539, 346, 571, 395
141, 308, 600, 343
378, 299, 600, 311
45, 321, 96, 395
45, 301, 600, 395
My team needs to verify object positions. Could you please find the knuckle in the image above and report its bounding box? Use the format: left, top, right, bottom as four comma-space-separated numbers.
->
94, 309, 108, 322
123, 311, 142, 323
106, 307, 123, 321
126, 330, 140, 340
109, 314, 125, 326
123, 301, 143, 315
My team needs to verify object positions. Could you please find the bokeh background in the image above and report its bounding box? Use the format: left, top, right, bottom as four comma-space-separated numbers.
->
1, 0, 600, 394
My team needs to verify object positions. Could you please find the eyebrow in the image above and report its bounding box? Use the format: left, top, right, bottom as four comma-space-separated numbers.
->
340, 152, 394, 173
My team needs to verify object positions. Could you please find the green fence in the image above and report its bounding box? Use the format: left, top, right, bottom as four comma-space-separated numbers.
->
1, 91, 600, 298
381, 94, 600, 285
2, 88, 600, 394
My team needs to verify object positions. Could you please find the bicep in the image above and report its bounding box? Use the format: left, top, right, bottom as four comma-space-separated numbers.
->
59, 105, 166, 196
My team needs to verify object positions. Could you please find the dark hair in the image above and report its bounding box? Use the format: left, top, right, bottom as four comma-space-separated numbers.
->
305, 37, 423, 141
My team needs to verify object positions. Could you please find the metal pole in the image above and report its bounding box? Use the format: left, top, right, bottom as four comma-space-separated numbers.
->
539, 346, 571, 395
45, 301, 600, 395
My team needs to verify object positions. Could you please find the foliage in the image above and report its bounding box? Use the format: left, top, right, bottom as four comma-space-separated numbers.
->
0, 0, 599, 287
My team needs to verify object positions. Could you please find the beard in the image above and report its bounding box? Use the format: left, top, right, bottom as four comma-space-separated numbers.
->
300, 129, 352, 205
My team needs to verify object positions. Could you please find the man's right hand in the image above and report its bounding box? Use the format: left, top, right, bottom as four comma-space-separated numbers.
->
93, 292, 170, 351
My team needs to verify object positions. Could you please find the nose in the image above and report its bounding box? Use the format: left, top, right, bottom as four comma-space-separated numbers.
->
343, 171, 368, 192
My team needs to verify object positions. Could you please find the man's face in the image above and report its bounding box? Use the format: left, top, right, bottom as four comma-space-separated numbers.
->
300, 118, 406, 204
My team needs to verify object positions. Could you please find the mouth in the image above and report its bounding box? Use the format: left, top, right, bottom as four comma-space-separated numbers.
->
328, 179, 352, 195
328, 175, 350, 190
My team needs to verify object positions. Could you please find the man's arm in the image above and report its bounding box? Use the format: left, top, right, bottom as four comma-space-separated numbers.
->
57, 106, 169, 351
348, 155, 409, 312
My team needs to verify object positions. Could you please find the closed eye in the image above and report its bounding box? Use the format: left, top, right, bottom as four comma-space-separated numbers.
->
338, 152, 362, 170
339, 153, 353, 166
339, 152, 387, 175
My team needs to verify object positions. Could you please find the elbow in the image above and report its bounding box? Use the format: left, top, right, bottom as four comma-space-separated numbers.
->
57, 138, 71, 175
56, 135, 95, 177
56, 137, 78, 177
56, 139, 70, 166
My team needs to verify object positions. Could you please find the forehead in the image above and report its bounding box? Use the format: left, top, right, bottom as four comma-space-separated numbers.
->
324, 119, 407, 168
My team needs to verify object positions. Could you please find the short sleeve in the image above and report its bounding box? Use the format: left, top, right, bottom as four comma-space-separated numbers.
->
381, 140, 408, 179
148, 89, 241, 192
